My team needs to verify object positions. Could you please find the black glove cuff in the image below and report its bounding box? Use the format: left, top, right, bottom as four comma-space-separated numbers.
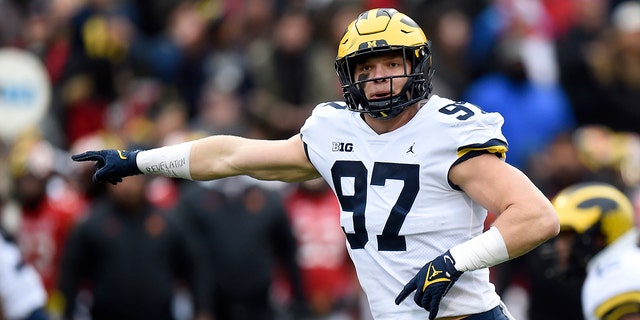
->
120, 150, 143, 176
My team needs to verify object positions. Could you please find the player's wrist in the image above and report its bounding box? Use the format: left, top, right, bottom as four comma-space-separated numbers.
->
441, 250, 464, 277
121, 150, 143, 176
449, 226, 509, 272
136, 141, 194, 180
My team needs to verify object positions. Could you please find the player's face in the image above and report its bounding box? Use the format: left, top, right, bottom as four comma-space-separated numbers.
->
353, 52, 411, 100
553, 230, 575, 271
620, 314, 640, 320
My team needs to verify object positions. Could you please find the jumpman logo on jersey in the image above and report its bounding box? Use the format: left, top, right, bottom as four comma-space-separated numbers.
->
406, 142, 415, 154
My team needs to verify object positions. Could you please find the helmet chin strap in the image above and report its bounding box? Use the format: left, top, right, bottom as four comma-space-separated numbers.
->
363, 77, 416, 119
366, 94, 409, 119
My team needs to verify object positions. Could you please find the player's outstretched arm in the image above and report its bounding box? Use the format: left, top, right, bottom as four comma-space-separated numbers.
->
72, 134, 320, 184
189, 134, 319, 182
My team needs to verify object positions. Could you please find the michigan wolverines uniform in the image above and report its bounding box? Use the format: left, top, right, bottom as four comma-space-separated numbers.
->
300, 95, 508, 319
582, 230, 640, 320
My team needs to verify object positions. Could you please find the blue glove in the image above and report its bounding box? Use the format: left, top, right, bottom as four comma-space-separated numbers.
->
395, 250, 463, 320
71, 149, 142, 185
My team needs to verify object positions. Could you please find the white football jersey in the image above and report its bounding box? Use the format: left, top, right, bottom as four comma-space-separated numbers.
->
582, 229, 640, 320
0, 233, 47, 319
300, 95, 508, 319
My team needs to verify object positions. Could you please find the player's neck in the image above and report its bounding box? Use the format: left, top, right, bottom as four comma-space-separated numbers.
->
363, 103, 421, 135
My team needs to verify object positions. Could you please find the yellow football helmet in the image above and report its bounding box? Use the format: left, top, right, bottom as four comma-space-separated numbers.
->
553, 182, 634, 245
552, 182, 635, 276
334, 8, 432, 119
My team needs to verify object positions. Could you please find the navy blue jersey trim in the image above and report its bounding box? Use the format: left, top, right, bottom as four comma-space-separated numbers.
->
448, 150, 502, 191
324, 102, 346, 110
301, 135, 311, 162
448, 138, 508, 191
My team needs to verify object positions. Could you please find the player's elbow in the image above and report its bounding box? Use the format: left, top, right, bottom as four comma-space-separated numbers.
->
515, 200, 560, 246
536, 203, 561, 241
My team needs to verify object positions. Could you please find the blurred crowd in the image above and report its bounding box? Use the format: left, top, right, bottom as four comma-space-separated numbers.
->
0, 0, 639, 319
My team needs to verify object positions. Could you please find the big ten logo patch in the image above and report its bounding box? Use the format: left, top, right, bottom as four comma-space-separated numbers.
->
332, 142, 354, 152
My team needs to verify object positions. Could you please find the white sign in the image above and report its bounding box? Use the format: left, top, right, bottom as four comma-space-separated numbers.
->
0, 48, 51, 141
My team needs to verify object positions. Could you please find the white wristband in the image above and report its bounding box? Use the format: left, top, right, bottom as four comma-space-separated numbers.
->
136, 141, 194, 180
449, 226, 509, 272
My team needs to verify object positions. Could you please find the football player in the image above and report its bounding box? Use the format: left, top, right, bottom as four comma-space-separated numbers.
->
71, 8, 559, 320
552, 182, 640, 320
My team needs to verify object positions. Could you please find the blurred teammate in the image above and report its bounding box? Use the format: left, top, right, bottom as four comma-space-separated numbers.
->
551, 182, 638, 320
71, 8, 559, 319
583, 241, 640, 320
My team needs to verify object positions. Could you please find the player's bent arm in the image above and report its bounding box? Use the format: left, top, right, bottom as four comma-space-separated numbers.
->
450, 153, 560, 261
189, 134, 321, 183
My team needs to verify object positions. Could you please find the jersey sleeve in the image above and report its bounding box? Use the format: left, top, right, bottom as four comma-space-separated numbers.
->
300, 101, 347, 161
429, 99, 508, 190
301, 102, 346, 133
437, 100, 508, 163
